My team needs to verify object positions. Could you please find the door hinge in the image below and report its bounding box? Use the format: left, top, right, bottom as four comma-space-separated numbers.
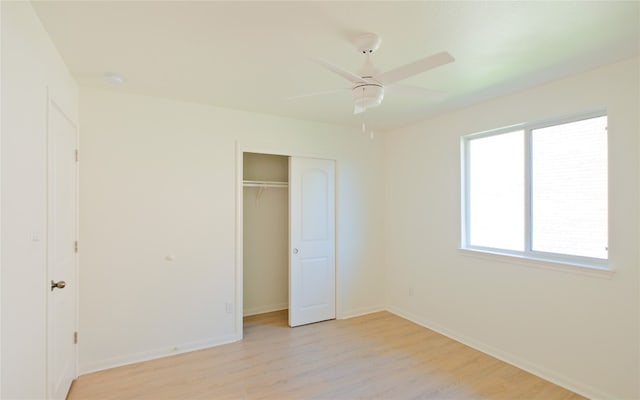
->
74, 241, 78, 253
75, 149, 79, 162
74, 331, 78, 344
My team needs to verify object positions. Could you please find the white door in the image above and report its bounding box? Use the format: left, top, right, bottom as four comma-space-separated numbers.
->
289, 157, 335, 327
47, 100, 77, 399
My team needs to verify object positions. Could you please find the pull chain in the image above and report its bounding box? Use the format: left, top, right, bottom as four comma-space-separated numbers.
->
361, 121, 374, 140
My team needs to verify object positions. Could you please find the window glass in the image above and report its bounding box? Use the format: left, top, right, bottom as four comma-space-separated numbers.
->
468, 131, 524, 251
531, 116, 608, 259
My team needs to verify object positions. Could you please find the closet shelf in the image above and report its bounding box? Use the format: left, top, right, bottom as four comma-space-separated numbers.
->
243, 180, 288, 188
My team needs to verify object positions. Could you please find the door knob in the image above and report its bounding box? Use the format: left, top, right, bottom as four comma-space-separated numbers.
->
51, 280, 66, 291
292, 248, 299, 254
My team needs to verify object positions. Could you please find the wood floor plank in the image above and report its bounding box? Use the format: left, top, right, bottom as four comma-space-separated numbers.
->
68, 311, 584, 400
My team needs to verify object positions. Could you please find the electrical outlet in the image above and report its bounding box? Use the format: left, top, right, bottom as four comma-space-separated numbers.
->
225, 302, 233, 314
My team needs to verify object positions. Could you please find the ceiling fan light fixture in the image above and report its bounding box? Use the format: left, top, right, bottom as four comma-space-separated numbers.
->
352, 84, 384, 112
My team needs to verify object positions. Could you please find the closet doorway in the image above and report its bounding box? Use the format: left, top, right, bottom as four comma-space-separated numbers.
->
242, 153, 289, 318
241, 151, 335, 330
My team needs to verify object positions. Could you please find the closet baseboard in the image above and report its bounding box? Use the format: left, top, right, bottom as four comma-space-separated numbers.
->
243, 304, 288, 317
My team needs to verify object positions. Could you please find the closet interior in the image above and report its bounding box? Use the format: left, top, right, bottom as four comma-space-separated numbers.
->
242, 152, 289, 316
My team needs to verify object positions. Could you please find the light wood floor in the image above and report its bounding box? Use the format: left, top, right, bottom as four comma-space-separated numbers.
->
68, 311, 584, 399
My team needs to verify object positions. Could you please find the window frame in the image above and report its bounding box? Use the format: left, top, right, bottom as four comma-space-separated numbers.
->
461, 111, 610, 271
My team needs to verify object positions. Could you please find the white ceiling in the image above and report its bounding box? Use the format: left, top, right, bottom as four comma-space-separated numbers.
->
32, 1, 639, 131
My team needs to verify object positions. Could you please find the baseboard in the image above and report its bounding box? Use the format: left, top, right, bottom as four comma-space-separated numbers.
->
386, 305, 611, 400
243, 304, 385, 320
79, 334, 238, 375
340, 305, 386, 319
243, 303, 288, 317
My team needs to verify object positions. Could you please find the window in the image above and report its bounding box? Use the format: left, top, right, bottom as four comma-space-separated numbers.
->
462, 113, 608, 268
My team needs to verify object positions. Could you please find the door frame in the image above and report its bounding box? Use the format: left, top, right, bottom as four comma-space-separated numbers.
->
234, 142, 341, 340
46, 90, 79, 398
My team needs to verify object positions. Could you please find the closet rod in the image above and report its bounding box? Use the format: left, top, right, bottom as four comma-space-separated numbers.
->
243, 180, 288, 188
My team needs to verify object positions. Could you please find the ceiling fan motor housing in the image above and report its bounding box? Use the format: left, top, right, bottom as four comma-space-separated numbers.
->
352, 82, 384, 109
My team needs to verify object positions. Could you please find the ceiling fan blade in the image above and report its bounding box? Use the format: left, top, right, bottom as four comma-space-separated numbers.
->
312, 57, 368, 84
286, 88, 349, 100
386, 84, 446, 99
378, 52, 454, 85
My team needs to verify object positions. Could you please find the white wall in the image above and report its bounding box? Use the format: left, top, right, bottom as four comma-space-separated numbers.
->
1, 2, 78, 398
383, 57, 639, 399
78, 87, 386, 373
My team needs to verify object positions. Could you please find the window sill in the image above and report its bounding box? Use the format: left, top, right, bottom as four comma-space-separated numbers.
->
458, 248, 615, 279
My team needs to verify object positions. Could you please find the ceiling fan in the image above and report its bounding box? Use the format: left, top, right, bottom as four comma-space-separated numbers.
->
290, 33, 455, 114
